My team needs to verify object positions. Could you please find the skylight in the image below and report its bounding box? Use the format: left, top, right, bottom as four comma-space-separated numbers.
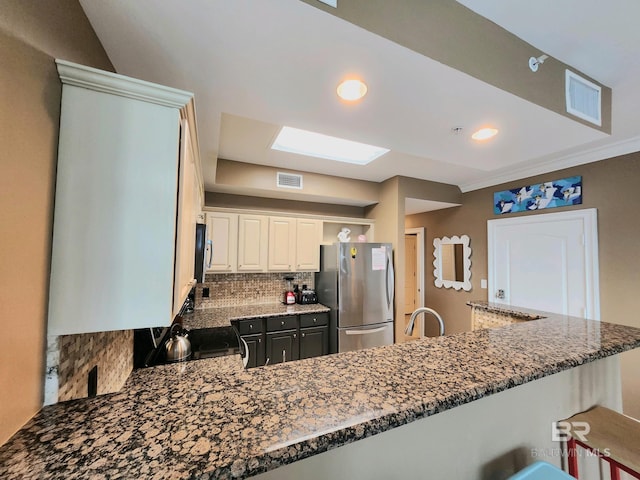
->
271, 126, 389, 165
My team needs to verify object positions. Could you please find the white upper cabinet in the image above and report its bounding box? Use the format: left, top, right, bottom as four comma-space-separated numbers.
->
173, 119, 199, 317
237, 215, 269, 272
295, 219, 321, 271
268, 217, 297, 271
205, 212, 367, 273
48, 60, 201, 335
206, 212, 238, 273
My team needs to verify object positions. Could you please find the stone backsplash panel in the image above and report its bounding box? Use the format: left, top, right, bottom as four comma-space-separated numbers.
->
195, 272, 315, 308
45, 330, 133, 405
471, 308, 527, 331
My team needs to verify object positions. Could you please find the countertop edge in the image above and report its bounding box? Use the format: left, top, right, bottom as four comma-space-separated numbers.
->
4, 315, 640, 480
466, 301, 547, 320
216, 328, 640, 479
228, 306, 330, 321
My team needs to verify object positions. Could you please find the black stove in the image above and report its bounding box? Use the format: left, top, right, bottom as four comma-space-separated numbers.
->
190, 326, 240, 360
134, 325, 240, 368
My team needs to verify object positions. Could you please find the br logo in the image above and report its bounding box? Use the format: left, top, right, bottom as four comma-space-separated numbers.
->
552, 421, 591, 442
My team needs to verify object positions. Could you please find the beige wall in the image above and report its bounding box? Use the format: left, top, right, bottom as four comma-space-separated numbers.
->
365, 177, 403, 340
399, 175, 462, 205
205, 192, 366, 218
0, 1, 113, 445
363, 176, 464, 342
302, 0, 611, 133
214, 159, 380, 207
406, 152, 640, 418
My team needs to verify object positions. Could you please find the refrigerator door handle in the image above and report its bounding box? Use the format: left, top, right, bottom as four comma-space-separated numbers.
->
345, 326, 387, 335
385, 255, 394, 310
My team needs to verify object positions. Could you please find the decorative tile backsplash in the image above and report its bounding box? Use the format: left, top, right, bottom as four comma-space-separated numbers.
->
45, 330, 133, 405
471, 309, 527, 331
195, 272, 315, 308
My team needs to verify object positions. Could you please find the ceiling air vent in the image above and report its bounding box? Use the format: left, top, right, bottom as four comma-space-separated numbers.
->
565, 70, 602, 126
277, 172, 303, 190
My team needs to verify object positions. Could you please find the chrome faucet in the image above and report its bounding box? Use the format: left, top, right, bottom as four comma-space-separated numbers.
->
404, 307, 445, 337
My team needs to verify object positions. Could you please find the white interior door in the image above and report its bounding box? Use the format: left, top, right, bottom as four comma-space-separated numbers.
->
488, 209, 599, 320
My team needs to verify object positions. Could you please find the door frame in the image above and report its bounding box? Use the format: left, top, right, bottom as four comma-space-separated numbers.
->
487, 208, 600, 320
405, 227, 425, 311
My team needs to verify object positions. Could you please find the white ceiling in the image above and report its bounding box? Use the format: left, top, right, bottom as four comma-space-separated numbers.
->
79, 0, 640, 201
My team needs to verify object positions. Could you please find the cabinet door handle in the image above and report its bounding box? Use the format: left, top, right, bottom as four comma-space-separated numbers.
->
249, 324, 253, 330
258, 338, 261, 343
281, 321, 285, 326
293, 333, 297, 338
282, 349, 286, 363
302, 333, 305, 338
313, 318, 317, 323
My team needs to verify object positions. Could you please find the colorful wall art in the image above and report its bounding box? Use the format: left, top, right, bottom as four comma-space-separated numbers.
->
494, 176, 582, 215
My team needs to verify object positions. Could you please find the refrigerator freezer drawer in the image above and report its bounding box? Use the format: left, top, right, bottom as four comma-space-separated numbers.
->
338, 323, 393, 353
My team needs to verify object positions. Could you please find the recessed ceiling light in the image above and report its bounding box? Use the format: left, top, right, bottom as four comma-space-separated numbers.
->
271, 126, 389, 165
337, 79, 367, 101
472, 127, 499, 141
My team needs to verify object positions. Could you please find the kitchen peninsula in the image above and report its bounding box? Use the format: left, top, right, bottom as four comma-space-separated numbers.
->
1, 312, 639, 479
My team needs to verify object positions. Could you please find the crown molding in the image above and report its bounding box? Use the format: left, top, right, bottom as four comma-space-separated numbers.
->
459, 135, 640, 193
56, 59, 192, 109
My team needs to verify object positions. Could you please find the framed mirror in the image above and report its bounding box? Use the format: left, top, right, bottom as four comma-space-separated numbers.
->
433, 235, 471, 291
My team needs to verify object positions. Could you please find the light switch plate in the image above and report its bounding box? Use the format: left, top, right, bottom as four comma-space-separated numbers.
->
481, 279, 487, 289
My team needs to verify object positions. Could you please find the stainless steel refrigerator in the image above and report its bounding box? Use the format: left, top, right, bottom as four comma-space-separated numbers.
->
316, 243, 394, 353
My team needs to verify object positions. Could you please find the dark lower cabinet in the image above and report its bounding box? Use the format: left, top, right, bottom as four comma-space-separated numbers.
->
241, 333, 265, 368
265, 330, 299, 365
300, 326, 329, 359
233, 312, 329, 368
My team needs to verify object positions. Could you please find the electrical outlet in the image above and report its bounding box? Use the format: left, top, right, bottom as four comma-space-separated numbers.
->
88, 365, 98, 398
202, 287, 210, 298
481, 279, 487, 289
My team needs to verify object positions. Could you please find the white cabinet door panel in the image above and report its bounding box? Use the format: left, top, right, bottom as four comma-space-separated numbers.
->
296, 219, 321, 271
238, 215, 268, 272
50, 83, 180, 334
206, 213, 238, 273
268, 217, 296, 271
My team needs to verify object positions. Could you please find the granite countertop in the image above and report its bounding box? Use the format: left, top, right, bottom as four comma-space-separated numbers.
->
2, 314, 640, 479
183, 303, 330, 330
467, 300, 547, 320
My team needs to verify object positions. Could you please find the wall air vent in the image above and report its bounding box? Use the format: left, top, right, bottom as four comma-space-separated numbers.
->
276, 172, 303, 190
566, 70, 602, 126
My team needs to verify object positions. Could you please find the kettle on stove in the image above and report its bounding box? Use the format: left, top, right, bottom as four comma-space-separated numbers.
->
165, 323, 192, 362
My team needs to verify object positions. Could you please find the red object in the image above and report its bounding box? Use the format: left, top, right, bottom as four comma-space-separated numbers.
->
566, 437, 638, 479
285, 290, 296, 305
